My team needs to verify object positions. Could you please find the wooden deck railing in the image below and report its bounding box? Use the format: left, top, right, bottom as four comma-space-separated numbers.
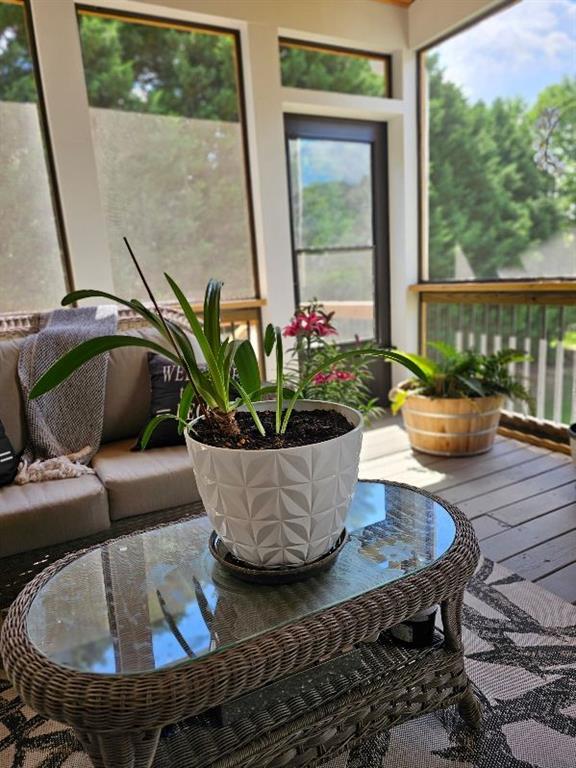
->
410, 282, 576, 434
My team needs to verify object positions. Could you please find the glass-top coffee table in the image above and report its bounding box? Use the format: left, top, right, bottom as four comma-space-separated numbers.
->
1, 481, 481, 768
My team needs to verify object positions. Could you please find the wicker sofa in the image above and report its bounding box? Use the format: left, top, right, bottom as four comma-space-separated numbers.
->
0, 328, 200, 561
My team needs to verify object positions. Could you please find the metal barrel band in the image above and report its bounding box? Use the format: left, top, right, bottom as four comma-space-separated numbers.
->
406, 426, 497, 438
402, 408, 501, 420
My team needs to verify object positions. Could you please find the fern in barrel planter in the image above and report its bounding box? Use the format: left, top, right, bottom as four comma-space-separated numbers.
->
390, 342, 532, 457
31, 239, 425, 569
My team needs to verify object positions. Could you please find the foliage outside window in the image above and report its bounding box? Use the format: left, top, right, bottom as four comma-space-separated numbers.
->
280, 40, 390, 98
76, 11, 256, 303
0, 0, 67, 312
422, 0, 575, 281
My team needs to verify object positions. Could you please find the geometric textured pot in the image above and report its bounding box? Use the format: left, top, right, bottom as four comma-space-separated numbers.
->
186, 400, 363, 566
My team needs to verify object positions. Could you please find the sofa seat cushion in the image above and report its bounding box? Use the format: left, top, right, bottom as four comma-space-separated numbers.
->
92, 440, 200, 521
0, 475, 109, 558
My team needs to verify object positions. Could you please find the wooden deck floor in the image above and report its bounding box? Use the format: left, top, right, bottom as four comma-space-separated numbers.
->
359, 417, 576, 603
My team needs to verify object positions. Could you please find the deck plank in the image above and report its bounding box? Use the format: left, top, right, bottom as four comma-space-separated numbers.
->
501, 530, 576, 581
490, 482, 576, 526
384, 446, 557, 495
480, 504, 576, 561
537, 563, 576, 603
358, 416, 576, 602
472, 515, 511, 541
438, 453, 571, 504
457, 463, 576, 519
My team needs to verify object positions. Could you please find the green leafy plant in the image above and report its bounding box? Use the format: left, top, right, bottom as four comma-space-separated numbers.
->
390, 342, 533, 415
283, 301, 384, 424
30, 239, 426, 443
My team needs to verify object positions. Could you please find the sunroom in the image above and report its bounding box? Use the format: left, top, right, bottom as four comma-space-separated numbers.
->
0, 0, 575, 766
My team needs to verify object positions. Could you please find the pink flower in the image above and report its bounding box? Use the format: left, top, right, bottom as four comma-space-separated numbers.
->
283, 309, 337, 338
282, 318, 301, 337
311, 368, 356, 386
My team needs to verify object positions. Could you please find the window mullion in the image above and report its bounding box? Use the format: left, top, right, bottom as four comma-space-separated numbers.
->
28, 0, 115, 294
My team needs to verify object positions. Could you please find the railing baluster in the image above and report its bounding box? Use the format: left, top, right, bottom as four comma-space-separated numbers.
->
455, 329, 463, 351
480, 305, 488, 355
493, 305, 502, 354
536, 306, 548, 419
466, 305, 475, 351
553, 307, 565, 424
504, 306, 516, 410
454, 304, 463, 351
522, 306, 532, 416
508, 309, 517, 373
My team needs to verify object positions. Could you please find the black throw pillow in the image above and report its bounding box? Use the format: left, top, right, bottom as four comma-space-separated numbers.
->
0, 418, 19, 486
134, 353, 189, 450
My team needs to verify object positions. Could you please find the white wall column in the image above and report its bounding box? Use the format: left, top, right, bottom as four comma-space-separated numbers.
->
29, 0, 114, 292
388, 49, 419, 379
240, 22, 295, 372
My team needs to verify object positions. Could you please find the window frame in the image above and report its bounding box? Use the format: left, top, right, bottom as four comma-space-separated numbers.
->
279, 37, 392, 99
74, 3, 262, 303
416, 0, 576, 288
0, 0, 72, 295
284, 115, 391, 400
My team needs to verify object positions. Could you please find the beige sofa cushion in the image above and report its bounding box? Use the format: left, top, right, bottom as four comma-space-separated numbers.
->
0, 338, 26, 453
0, 475, 109, 558
102, 328, 204, 444
92, 439, 200, 521
101, 329, 157, 443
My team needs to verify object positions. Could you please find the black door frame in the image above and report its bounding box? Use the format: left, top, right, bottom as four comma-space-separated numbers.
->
284, 115, 391, 400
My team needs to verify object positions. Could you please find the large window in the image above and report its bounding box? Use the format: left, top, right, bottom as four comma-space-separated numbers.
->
421, 0, 575, 281
76, 10, 257, 302
0, 0, 67, 312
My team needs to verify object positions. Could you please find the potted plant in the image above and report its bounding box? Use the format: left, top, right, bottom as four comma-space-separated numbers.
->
390, 342, 532, 457
30, 239, 424, 568
283, 300, 384, 425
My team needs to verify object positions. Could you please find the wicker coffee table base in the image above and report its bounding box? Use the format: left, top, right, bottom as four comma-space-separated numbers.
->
1, 482, 482, 768
74, 593, 481, 768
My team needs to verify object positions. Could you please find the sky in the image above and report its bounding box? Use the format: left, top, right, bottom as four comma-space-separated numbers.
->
434, 0, 575, 105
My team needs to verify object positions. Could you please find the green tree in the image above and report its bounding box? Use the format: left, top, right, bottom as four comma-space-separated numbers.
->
426, 54, 571, 280
0, 5, 37, 102
78, 15, 239, 121
280, 45, 386, 97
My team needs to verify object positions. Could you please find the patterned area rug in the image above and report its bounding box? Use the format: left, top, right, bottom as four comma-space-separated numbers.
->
1, 558, 575, 768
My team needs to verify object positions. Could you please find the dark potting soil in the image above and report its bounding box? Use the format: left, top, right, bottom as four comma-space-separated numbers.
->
192, 409, 354, 450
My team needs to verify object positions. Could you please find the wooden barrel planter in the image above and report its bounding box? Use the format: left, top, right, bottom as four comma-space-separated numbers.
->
401, 394, 504, 457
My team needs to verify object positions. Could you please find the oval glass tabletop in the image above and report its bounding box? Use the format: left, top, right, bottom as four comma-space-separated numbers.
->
26, 481, 456, 675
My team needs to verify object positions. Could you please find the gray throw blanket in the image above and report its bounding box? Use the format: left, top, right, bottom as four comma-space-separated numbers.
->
16, 306, 118, 484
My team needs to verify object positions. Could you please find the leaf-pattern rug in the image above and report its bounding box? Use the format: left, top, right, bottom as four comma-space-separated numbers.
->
1, 558, 575, 768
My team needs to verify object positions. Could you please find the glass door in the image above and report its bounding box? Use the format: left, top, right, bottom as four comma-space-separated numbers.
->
285, 116, 390, 394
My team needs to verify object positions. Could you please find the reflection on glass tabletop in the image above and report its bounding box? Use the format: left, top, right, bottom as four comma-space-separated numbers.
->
27, 482, 456, 675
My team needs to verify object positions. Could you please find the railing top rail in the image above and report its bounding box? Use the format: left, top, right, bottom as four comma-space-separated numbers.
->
412, 282, 576, 305
411, 280, 576, 294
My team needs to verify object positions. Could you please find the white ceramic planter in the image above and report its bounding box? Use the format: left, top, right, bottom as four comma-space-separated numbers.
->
186, 400, 363, 567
